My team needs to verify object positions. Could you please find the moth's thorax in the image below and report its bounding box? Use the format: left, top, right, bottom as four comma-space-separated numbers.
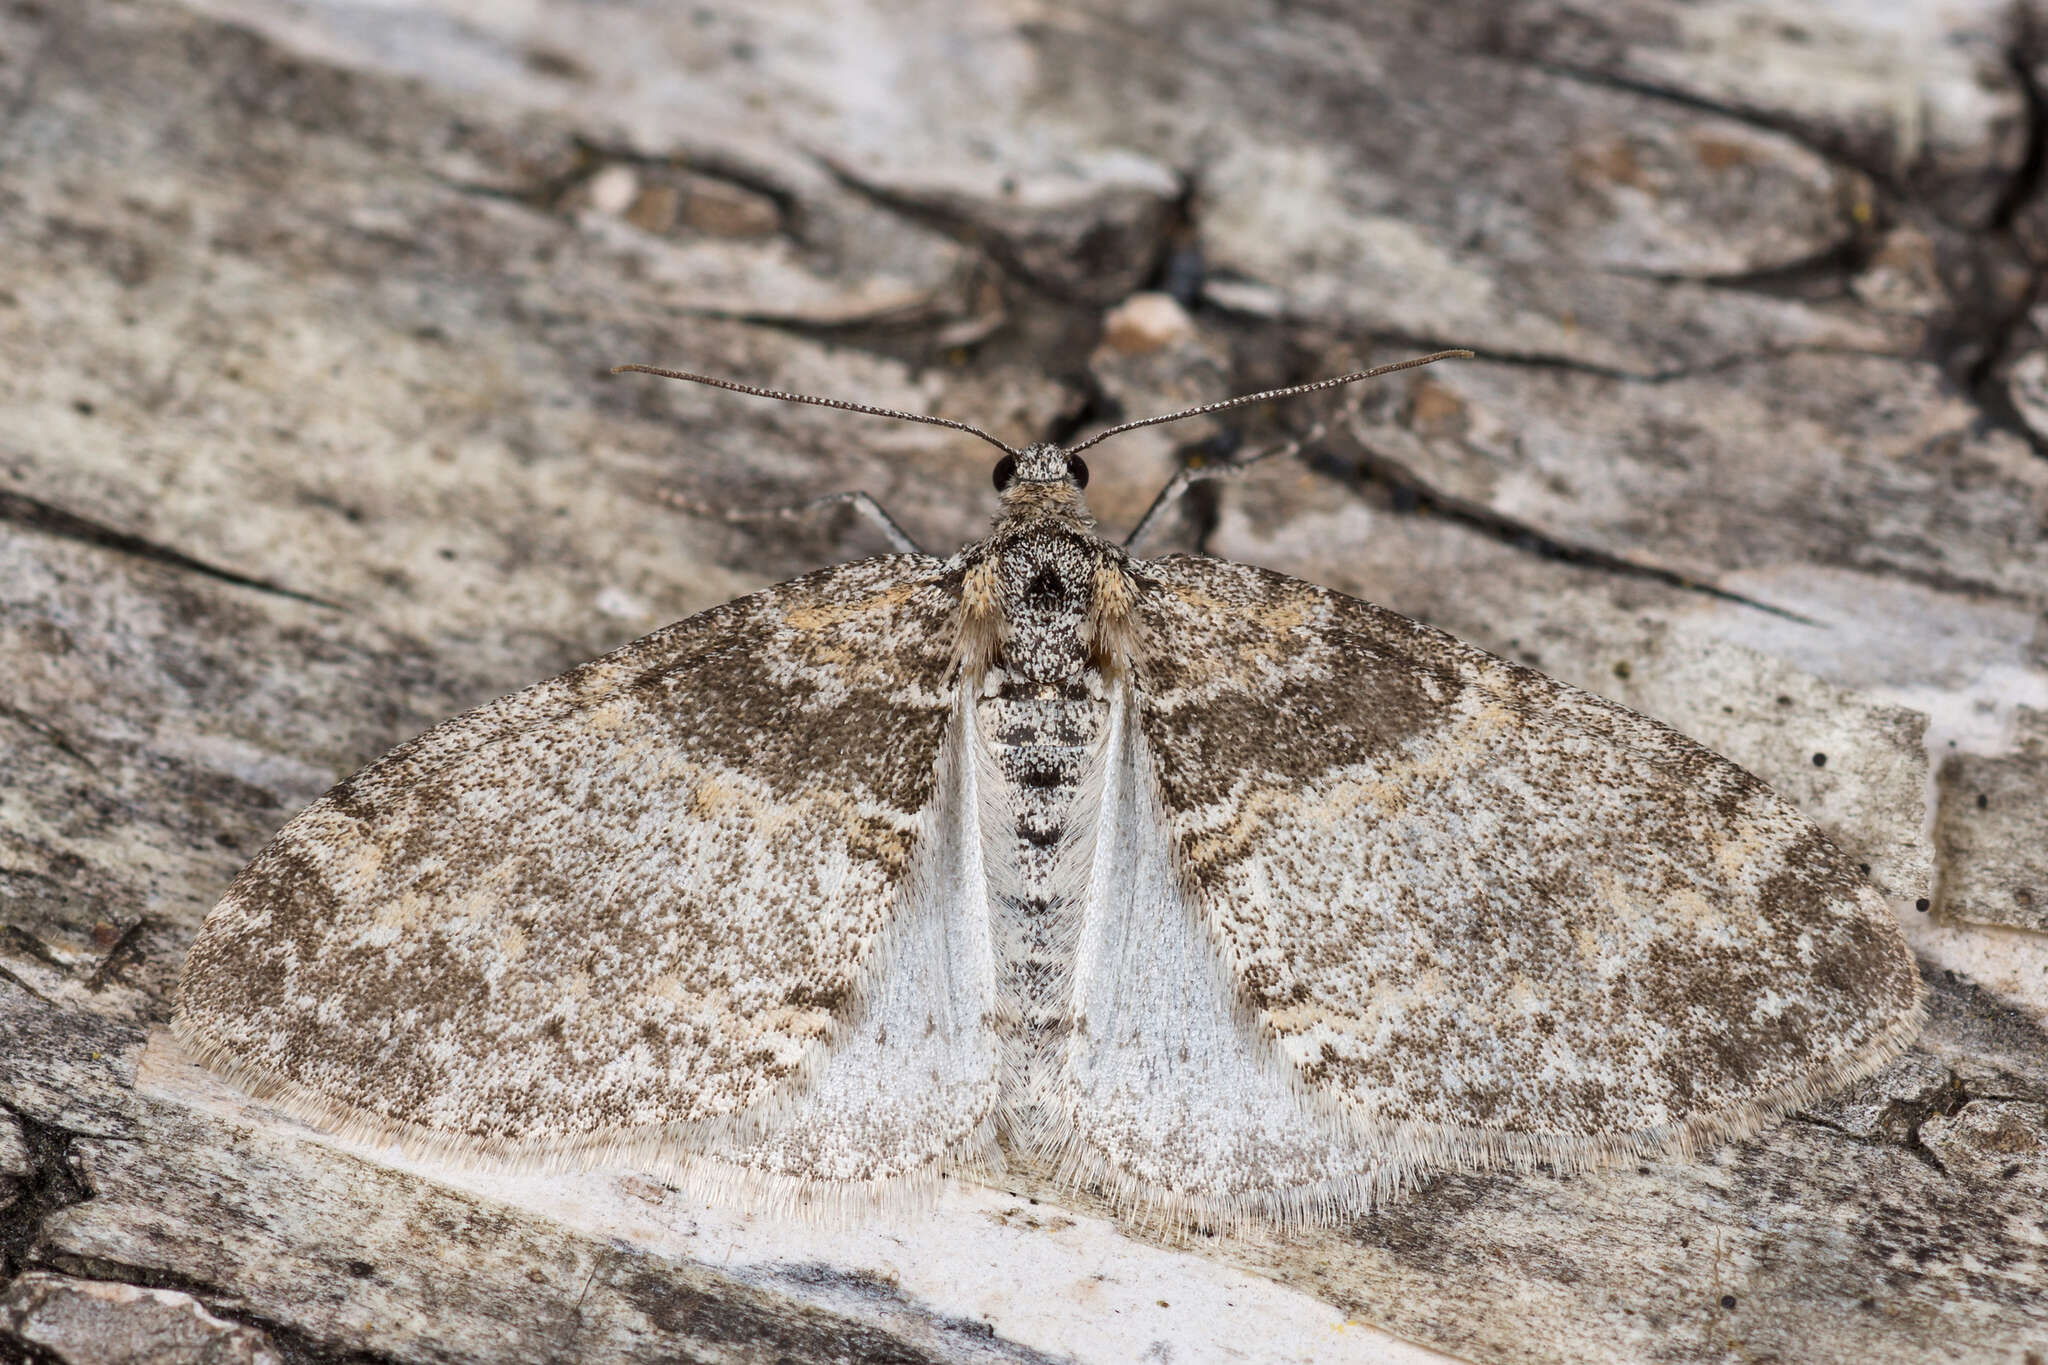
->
988, 526, 1099, 684
959, 474, 1139, 688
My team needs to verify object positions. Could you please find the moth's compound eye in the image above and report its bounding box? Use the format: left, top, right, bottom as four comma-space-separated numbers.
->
1067, 454, 1090, 488
992, 454, 1018, 491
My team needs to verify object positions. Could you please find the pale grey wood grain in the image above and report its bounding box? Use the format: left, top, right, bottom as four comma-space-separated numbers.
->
4, 1, 2045, 1362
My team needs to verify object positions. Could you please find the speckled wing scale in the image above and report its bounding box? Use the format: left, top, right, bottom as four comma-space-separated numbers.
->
176, 356, 1924, 1228
176, 556, 1004, 1205
1093, 556, 1925, 1221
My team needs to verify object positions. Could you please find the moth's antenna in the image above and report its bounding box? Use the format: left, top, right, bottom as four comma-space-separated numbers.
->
1066, 348, 1474, 456
611, 365, 1022, 459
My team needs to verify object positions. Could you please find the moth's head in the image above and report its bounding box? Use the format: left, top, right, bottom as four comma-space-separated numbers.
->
990, 442, 1092, 528
995, 442, 1087, 496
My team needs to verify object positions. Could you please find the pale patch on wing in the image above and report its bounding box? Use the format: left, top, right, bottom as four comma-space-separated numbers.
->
1130, 554, 1923, 1176
173, 555, 966, 1171
700, 690, 1000, 1200
1051, 690, 1388, 1226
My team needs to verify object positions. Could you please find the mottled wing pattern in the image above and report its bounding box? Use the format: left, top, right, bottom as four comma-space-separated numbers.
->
1127, 554, 1922, 1172
175, 555, 981, 1175
699, 687, 999, 1195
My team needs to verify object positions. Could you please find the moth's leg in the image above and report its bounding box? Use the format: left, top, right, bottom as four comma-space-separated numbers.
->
1123, 420, 1326, 552
661, 488, 925, 555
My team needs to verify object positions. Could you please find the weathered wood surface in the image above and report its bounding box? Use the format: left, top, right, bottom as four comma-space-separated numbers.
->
3, 1, 2046, 1361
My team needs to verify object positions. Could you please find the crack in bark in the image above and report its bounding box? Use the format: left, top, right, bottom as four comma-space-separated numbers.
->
1902, 1131, 1953, 1178
1198, 303, 1909, 384
80, 920, 148, 995
1314, 437, 1822, 624
433, 134, 806, 241
5, 1256, 410, 1365
1953, 31, 2048, 460
1505, 56, 1902, 194
809, 154, 1050, 291
1842, 551, 2034, 605
813, 151, 1186, 309
0, 706, 96, 775
1456, 342, 1912, 387
552, 1251, 610, 1365
1789, 1060, 1971, 1178
1790, 1112, 1856, 1138
0, 930, 67, 977
1959, 270, 2048, 461
25, 1254, 219, 1305
1902, 1072, 1972, 1179
1131, 333, 1836, 616
0, 491, 339, 610
1986, 26, 2048, 234
0, 966, 53, 1007
0, 1106, 93, 1284
582, 136, 806, 235
1602, 233, 1879, 302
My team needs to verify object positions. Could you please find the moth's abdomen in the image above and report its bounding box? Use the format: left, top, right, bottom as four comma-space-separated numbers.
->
976, 688, 1109, 1139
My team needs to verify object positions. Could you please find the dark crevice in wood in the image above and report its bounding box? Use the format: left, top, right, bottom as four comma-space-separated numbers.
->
1502, 56, 1903, 195
0, 1107, 93, 1282
1986, 24, 2048, 234
1604, 231, 1883, 303
1840, 548, 2034, 604
1137, 177, 1204, 312
80, 920, 149, 994
1766, 1055, 1971, 1174
1930, 24, 2048, 459
813, 154, 1181, 309
28, 1255, 221, 1306
0, 930, 68, 977
1128, 326, 1847, 601
1177, 432, 1243, 560
1192, 305, 1911, 386
0, 706, 96, 775
441, 141, 1013, 373
1953, 264, 2048, 462
0, 967, 53, 1007
1308, 440, 1821, 623
658, 280, 1013, 368
204, 1305, 401, 1365
1450, 342, 1911, 386
569, 136, 808, 238
0, 491, 340, 610
1041, 368, 1116, 450
9, 1259, 407, 1365
0, 1327, 69, 1365
759, 1262, 1071, 1364
1905, 1071, 1972, 1178
1790, 1112, 1856, 1138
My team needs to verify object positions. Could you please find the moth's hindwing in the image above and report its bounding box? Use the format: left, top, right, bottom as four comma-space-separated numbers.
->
1122, 554, 1922, 1190
1055, 688, 1393, 1226
174, 555, 998, 1190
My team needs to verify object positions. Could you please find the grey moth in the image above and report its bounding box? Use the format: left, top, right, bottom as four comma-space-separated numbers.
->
175, 353, 1922, 1227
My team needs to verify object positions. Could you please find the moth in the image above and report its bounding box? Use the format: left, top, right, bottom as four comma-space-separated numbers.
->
175, 351, 1923, 1227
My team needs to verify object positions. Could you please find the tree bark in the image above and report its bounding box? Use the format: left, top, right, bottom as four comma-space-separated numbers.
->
3, 2, 2044, 1361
